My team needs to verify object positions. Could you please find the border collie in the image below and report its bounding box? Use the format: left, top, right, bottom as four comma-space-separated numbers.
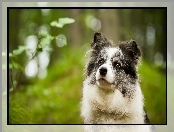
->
81, 32, 155, 132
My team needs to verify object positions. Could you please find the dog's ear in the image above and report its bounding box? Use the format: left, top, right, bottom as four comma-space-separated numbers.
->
93, 32, 102, 43
91, 32, 111, 50
119, 40, 141, 64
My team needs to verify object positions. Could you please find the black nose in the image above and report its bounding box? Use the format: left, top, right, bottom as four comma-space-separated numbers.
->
99, 67, 107, 76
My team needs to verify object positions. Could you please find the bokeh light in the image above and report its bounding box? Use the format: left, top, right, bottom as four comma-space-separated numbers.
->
85, 15, 101, 31
56, 34, 67, 47
154, 52, 164, 66
25, 59, 38, 77
25, 35, 38, 57
38, 51, 50, 68
146, 25, 156, 46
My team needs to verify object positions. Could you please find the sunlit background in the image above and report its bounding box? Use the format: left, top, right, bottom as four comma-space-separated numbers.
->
2, 2, 174, 132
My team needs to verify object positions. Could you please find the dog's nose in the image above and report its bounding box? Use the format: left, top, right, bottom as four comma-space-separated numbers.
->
99, 67, 107, 76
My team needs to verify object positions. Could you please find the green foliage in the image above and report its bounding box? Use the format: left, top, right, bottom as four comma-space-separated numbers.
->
39, 30, 54, 49
9, 46, 87, 124
9, 97, 33, 124
139, 61, 166, 124
9, 61, 23, 71
10, 17, 75, 66
50, 17, 75, 28
12, 45, 27, 56
9, 45, 27, 71
59, 17, 75, 24
9, 17, 75, 90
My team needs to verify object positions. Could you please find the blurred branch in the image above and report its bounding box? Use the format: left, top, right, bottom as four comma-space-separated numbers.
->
9, 17, 75, 91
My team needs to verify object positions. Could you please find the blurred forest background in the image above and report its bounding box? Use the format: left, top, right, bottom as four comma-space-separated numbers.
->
7, 8, 166, 124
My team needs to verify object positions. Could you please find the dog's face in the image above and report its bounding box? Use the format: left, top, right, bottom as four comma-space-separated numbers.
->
85, 32, 141, 98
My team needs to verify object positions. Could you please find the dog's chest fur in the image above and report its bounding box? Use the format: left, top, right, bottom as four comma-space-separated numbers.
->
82, 77, 144, 124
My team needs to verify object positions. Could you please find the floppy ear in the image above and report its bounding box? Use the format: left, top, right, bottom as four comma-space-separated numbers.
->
91, 32, 111, 51
119, 40, 141, 64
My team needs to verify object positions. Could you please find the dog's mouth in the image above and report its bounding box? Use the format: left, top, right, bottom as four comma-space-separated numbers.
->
97, 78, 112, 88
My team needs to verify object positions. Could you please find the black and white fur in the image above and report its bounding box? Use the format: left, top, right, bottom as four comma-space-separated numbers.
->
81, 33, 155, 132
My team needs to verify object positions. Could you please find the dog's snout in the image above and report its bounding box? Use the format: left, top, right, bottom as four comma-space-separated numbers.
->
99, 67, 107, 76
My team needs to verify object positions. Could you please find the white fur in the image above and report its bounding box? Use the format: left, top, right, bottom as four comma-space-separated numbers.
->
107, 47, 121, 59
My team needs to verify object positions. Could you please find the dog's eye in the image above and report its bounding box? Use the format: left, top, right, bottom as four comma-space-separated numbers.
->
113, 61, 121, 68
98, 58, 105, 65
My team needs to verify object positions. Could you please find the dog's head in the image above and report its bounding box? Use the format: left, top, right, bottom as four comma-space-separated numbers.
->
85, 32, 141, 97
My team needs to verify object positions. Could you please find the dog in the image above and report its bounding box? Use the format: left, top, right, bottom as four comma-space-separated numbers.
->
81, 32, 155, 132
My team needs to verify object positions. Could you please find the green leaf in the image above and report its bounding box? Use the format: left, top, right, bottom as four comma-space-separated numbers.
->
47, 34, 54, 40
50, 21, 57, 26
39, 30, 48, 37
10, 61, 24, 71
9, 53, 18, 59
40, 38, 51, 47
50, 21, 63, 28
56, 23, 63, 28
58, 18, 75, 25
13, 46, 26, 56
50, 18, 75, 28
